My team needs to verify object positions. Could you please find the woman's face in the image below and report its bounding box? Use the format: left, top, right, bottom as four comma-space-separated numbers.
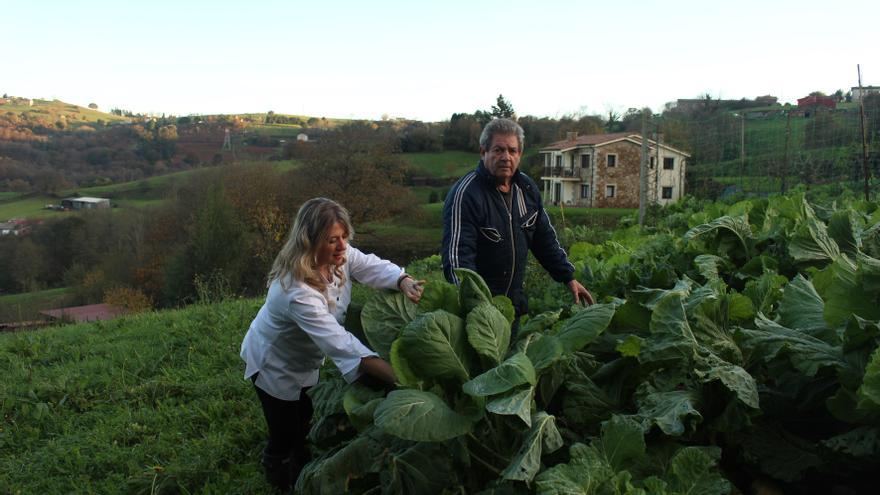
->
315, 221, 348, 268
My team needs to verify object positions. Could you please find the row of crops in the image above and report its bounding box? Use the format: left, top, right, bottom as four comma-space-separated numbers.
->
298, 192, 880, 494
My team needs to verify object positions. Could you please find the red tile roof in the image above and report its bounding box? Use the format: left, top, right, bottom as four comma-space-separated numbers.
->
40, 303, 127, 323
540, 132, 638, 151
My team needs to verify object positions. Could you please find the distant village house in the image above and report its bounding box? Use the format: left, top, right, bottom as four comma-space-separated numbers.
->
539, 132, 690, 208
851, 86, 880, 103
0, 218, 34, 236
61, 197, 111, 210
797, 95, 837, 110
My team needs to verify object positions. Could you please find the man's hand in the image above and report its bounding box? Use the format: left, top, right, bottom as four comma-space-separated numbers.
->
567, 280, 595, 306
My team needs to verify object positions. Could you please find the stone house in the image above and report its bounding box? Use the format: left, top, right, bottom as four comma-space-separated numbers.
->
539, 132, 690, 208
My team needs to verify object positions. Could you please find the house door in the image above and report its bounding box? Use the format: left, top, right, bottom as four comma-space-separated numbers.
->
554, 183, 562, 204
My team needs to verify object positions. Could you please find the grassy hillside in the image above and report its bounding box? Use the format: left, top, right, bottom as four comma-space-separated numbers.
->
0, 299, 275, 493
0, 287, 73, 323
0, 97, 130, 127
0, 160, 301, 221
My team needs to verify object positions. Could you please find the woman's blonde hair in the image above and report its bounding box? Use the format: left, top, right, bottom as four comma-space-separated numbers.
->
268, 197, 354, 292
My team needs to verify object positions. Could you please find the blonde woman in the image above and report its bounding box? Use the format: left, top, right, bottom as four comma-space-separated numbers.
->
240, 197, 423, 490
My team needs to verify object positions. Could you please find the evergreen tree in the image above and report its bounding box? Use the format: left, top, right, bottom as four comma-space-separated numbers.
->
491, 94, 515, 119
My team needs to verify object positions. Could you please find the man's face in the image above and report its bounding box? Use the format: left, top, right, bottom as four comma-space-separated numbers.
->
481, 133, 521, 185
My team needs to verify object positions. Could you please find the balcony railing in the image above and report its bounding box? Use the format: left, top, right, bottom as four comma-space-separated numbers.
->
542, 167, 590, 179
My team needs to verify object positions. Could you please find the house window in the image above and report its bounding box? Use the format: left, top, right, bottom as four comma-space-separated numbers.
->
663, 157, 675, 170
581, 154, 591, 168
662, 186, 673, 199
606, 154, 617, 167
580, 184, 590, 198
605, 184, 616, 198
650, 157, 655, 169
555, 155, 562, 168
571, 154, 576, 168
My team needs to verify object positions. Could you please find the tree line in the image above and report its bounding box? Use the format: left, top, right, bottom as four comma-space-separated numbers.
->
0, 122, 418, 311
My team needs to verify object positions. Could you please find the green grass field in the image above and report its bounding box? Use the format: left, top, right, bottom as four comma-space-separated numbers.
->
0, 287, 73, 322
0, 298, 278, 493
403, 151, 479, 178
0, 196, 66, 220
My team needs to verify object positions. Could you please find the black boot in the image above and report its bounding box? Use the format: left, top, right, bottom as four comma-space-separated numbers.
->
262, 451, 292, 491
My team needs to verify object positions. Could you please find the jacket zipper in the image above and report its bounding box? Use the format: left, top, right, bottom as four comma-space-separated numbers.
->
496, 185, 516, 296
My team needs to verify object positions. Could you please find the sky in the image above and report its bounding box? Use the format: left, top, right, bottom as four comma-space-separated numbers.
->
4, 0, 877, 122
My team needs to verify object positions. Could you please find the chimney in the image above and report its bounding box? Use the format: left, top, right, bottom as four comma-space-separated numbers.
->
566, 131, 577, 141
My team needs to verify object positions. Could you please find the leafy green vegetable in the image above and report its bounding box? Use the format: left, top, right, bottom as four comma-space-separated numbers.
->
466, 302, 511, 366
418, 279, 461, 315
399, 310, 474, 382
463, 353, 536, 397
361, 291, 419, 359
374, 389, 475, 442
486, 387, 534, 426
455, 267, 493, 313
554, 302, 616, 353
501, 412, 563, 481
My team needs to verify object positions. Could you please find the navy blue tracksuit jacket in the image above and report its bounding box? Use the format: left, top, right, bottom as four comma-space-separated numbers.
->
441, 160, 575, 316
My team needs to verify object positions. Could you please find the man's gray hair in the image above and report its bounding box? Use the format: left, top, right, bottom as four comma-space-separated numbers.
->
479, 118, 525, 151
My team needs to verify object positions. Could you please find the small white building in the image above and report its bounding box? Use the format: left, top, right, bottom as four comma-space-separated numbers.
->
851, 86, 880, 103
61, 197, 111, 210
296, 133, 309, 142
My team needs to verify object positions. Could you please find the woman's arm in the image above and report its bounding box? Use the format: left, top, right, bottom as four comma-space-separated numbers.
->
359, 356, 396, 385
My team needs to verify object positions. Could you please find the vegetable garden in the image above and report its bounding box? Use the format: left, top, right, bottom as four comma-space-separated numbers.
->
299, 192, 880, 495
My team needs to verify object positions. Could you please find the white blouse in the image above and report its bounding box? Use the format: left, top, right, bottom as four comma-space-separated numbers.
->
240, 245, 404, 400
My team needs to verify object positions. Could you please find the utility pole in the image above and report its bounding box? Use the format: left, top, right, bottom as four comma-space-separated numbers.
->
782, 111, 791, 194
858, 64, 871, 201
639, 109, 649, 226
737, 113, 745, 193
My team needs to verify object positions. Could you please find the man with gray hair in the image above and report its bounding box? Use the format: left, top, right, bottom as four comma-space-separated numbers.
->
441, 118, 593, 330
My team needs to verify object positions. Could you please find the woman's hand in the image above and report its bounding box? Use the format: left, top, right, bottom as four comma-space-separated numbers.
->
359, 356, 397, 387
399, 276, 425, 303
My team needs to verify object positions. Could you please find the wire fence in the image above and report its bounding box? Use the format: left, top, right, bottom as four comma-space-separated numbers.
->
653, 102, 879, 200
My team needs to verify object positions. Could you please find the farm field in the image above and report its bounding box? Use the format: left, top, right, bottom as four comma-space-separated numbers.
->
403, 151, 480, 178
0, 287, 73, 323
3, 192, 879, 493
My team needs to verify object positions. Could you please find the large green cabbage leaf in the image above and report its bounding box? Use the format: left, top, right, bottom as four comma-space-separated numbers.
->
776, 274, 830, 339
361, 291, 420, 359
296, 430, 384, 494
856, 346, 880, 415
466, 302, 511, 366
486, 386, 534, 426
418, 279, 461, 315
374, 389, 475, 442
739, 314, 849, 377
632, 388, 702, 436
554, 302, 616, 353
684, 215, 754, 258
455, 267, 493, 313
501, 412, 563, 481
399, 310, 474, 382
462, 352, 536, 397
